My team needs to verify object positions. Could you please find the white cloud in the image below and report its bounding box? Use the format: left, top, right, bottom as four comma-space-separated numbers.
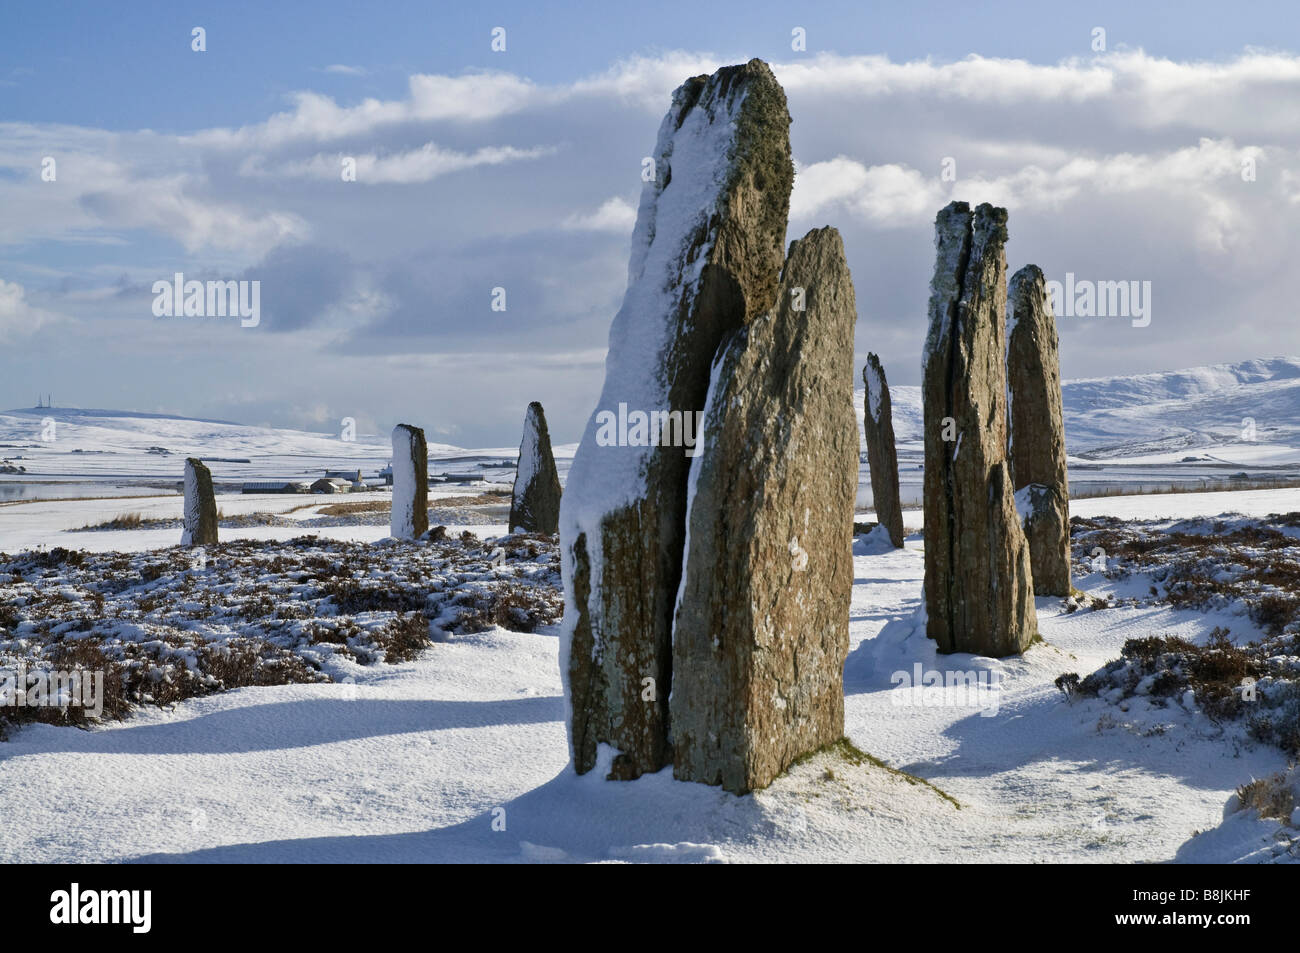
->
323, 64, 367, 76
777, 53, 1116, 102
792, 157, 945, 226
792, 139, 1275, 254
562, 196, 637, 232
6, 47, 1300, 441
246, 142, 555, 185
187, 72, 544, 151
0, 279, 61, 341
79, 174, 310, 256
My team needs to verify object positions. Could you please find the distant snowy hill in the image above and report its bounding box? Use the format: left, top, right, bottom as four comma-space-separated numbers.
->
855, 356, 1300, 465
0, 407, 458, 483
6, 355, 1299, 486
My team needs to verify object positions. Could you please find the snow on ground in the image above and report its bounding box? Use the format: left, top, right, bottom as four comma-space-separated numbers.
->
890, 486, 1300, 532
0, 407, 576, 494
1071, 487, 1300, 522
0, 486, 510, 554
0, 487, 1297, 862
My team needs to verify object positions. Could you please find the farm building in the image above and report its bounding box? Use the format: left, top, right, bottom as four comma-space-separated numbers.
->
310, 477, 351, 494
241, 481, 311, 495
324, 469, 371, 491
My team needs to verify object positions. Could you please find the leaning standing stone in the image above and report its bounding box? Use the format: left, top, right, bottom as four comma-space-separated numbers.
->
390, 423, 428, 540
862, 353, 905, 548
922, 202, 1036, 656
510, 402, 562, 534
560, 59, 795, 780
671, 227, 856, 794
181, 457, 218, 546
1007, 264, 1072, 595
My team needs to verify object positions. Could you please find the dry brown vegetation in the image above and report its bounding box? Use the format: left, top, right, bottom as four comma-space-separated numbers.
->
0, 530, 562, 738
1059, 512, 1300, 755
1236, 772, 1297, 821
1071, 513, 1300, 634
311, 499, 391, 517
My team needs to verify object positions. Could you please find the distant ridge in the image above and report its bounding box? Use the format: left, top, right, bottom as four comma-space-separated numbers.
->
4, 406, 243, 427
856, 356, 1300, 461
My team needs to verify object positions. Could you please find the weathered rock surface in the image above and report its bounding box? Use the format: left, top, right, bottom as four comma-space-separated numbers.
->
181, 458, 217, 546
922, 201, 1037, 656
560, 59, 795, 779
510, 402, 562, 534
390, 423, 428, 540
862, 353, 905, 548
671, 227, 856, 794
1014, 483, 1071, 595
1007, 264, 1071, 595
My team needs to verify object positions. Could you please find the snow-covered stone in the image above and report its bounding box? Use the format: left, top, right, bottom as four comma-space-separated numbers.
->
671, 226, 857, 794
509, 402, 561, 534
560, 59, 795, 780
862, 353, 904, 548
1008, 264, 1072, 595
181, 458, 217, 546
390, 424, 428, 540
922, 202, 1037, 656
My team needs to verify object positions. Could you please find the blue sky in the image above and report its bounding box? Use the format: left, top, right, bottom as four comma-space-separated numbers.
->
2, 1, 1299, 444
7, 0, 1294, 128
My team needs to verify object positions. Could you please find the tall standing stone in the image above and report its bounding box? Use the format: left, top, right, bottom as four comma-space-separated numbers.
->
862, 353, 905, 548
390, 423, 428, 540
181, 457, 218, 546
672, 227, 856, 794
560, 60, 794, 780
510, 402, 562, 534
922, 202, 1036, 656
1007, 264, 1072, 595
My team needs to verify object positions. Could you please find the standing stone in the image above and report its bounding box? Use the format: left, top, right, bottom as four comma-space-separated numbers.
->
1007, 264, 1072, 595
672, 227, 856, 794
510, 402, 562, 534
862, 353, 905, 548
922, 202, 1036, 656
181, 458, 218, 546
390, 423, 428, 540
560, 60, 794, 780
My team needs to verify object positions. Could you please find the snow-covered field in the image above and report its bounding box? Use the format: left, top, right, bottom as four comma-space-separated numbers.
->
855, 356, 1300, 506
1, 485, 1297, 863
0, 406, 576, 497
9, 354, 1300, 514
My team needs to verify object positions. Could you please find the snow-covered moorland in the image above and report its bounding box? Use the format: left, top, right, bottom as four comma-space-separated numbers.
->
0, 531, 561, 737
0, 487, 1296, 862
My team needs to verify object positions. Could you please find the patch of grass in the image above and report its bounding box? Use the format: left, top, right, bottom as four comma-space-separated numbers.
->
790, 737, 961, 810
312, 499, 391, 517
78, 512, 146, 531
1236, 772, 1296, 821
